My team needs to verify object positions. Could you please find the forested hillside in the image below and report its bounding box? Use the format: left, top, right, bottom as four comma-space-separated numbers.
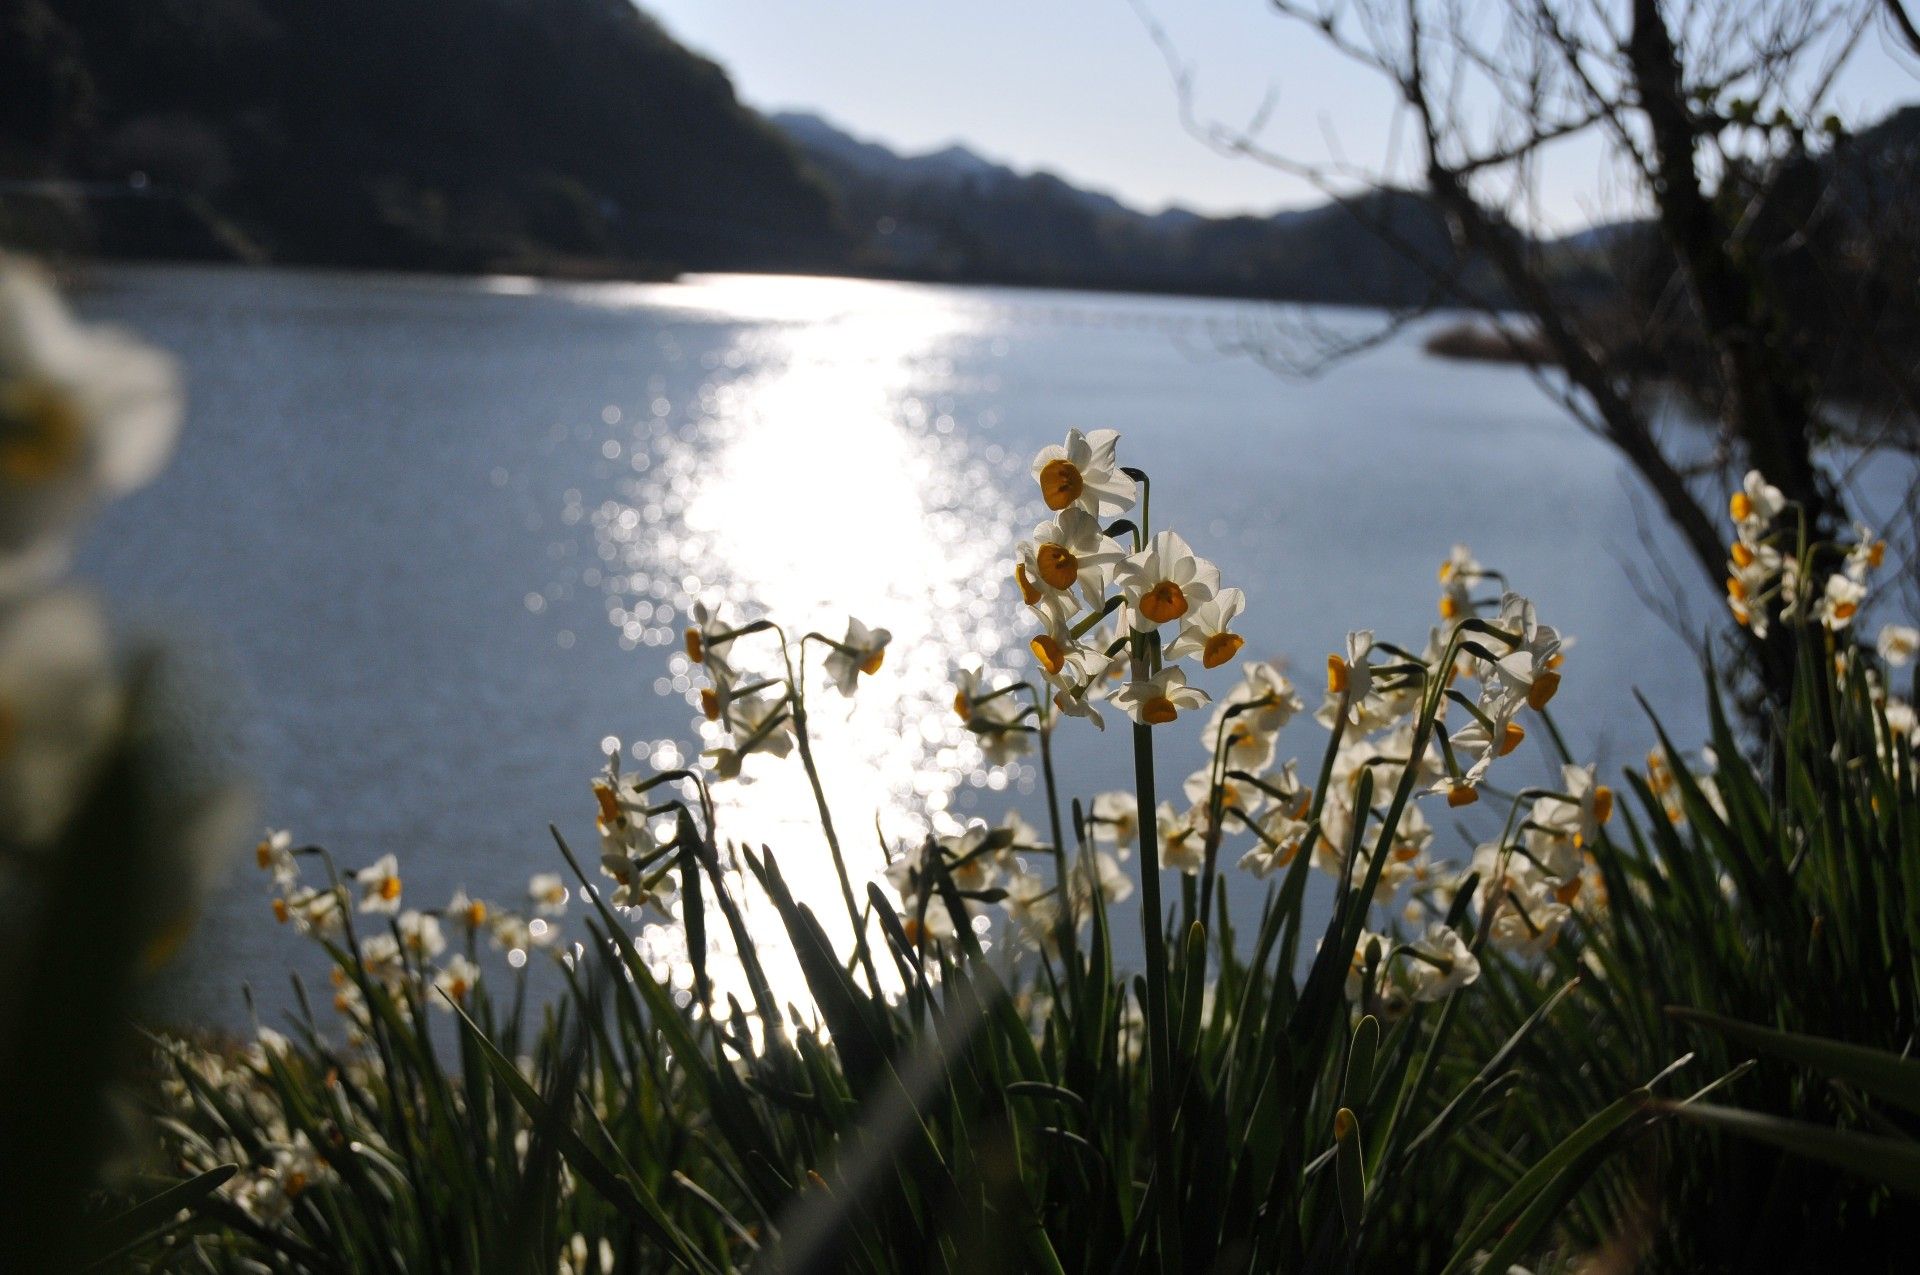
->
1, 0, 844, 275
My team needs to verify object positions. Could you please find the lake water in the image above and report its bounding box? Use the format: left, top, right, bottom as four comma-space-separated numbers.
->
70, 265, 1903, 1026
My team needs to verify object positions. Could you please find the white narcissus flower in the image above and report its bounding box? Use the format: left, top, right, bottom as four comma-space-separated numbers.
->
397, 909, 445, 961
603, 851, 665, 910
1089, 791, 1140, 852
255, 828, 298, 888
1026, 590, 1082, 677
1725, 540, 1783, 637
1817, 571, 1866, 632
1000, 865, 1061, 947
0, 587, 119, 843
1165, 586, 1247, 668
1051, 680, 1110, 731
0, 256, 182, 594
1209, 660, 1303, 737
1031, 428, 1137, 517
1116, 531, 1220, 634
447, 889, 489, 934
1730, 469, 1786, 533
1883, 698, 1920, 749
434, 954, 481, 1010
1323, 630, 1376, 723
1877, 624, 1919, 667
1437, 544, 1480, 623
1845, 525, 1886, 581
1000, 809, 1046, 851
703, 693, 794, 780
595, 775, 660, 876
885, 836, 966, 911
934, 822, 1000, 891
970, 698, 1034, 765
1438, 543, 1482, 586
354, 854, 403, 914
900, 894, 959, 947
824, 616, 891, 696
956, 669, 1036, 765
1436, 708, 1525, 797
356, 934, 404, 988
1402, 923, 1480, 1002
1483, 593, 1565, 714
1241, 798, 1312, 880
1205, 709, 1278, 774
1536, 763, 1614, 849
1181, 765, 1267, 819
682, 601, 736, 675
1112, 666, 1208, 726
528, 873, 569, 916
1157, 801, 1208, 874
1021, 507, 1124, 607
274, 884, 345, 938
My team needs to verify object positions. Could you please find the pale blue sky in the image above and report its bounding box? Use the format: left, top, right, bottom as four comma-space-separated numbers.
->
644, 0, 1920, 231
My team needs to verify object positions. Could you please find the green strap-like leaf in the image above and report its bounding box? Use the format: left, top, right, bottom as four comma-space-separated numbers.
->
1666, 1101, 1920, 1197
1440, 1088, 1649, 1275
1668, 1007, 1920, 1117
81, 1164, 237, 1270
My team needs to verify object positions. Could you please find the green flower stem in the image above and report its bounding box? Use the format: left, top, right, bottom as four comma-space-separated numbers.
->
783, 640, 885, 1001
1033, 693, 1079, 970
1129, 649, 1178, 1265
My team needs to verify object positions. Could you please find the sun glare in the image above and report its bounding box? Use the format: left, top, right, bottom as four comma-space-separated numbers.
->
586, 275, 1023, 1009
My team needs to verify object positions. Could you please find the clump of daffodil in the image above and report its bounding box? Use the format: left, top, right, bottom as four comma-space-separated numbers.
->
1720, 468, 1889, 640
1013, 429, 1244, 731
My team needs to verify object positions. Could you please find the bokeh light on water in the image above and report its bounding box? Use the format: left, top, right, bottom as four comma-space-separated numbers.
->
577, 276, 1028, 1010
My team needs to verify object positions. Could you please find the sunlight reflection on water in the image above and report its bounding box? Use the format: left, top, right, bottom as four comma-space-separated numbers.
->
584, 276, 1026, 1012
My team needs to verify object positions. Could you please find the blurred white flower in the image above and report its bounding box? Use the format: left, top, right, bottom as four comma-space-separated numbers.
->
274, 884, 344, 938
1089, 791, 1139, 853
999, 865, 1061, 949
1817, 571, 1866, 632
254, 828, 297, 887
0, 255, 182, 593
1402, 923, 1480, 1002
1241, 799, 1312, 880
1157, 801, 1207, 874
397, 909, 445, 961
528, 872, 569, 916
1730, 469, 1786, 534
354, 853, 403, 913
434, 954, 481, 1010
1877, 624, 1919, 668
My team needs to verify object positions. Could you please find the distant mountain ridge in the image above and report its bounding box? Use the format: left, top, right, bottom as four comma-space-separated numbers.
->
769, 110, 1491, 306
